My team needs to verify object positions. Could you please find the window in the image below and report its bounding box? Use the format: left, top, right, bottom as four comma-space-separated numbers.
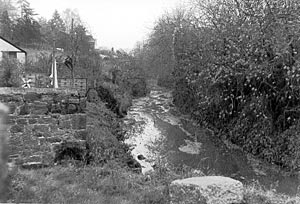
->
2, 52, 17, 59
8, 52, 17, 59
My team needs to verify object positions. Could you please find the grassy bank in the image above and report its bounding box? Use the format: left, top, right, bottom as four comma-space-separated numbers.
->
6, 162, 300, 203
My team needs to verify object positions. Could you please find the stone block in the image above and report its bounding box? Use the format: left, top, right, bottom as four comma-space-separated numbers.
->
28, 118, 38, 124
1, 95, 22, 103
69, 98, 80, 104
79, 99, 87, 111
74, 130, 88, 140
21, 162, 47, 169
16, 118, 28, 125
72, 114, 86, 130
7, 103, 16, 114
19, 103, 30, 115
49, 123, 58, 132
58, 120, 71, 129
46, 137, 63, 143
38, 116, 54, 124
7, 116, 17, 125
26, 155, 42, 163
24, 92, 41, 102
10, 124, 24, 133
170, 176, 244, 204
67, 104, 77, 114
31, 103, 48, 115
49, 103, 62, 113
33, 124, 50, 133
33, 131, 50, 138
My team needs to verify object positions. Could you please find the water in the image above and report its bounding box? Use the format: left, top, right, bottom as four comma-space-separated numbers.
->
124, 86, 300, 195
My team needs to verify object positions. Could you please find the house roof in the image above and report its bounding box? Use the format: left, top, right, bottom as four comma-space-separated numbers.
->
0, 36, 27, 54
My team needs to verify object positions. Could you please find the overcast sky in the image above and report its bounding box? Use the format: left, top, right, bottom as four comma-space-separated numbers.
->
28, 0, 186, 50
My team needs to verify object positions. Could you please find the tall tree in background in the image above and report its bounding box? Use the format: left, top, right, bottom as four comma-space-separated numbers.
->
0, 0, 16, 19
13, 0, 42, 46
0, 10, 13, 40
49, 10, 67, 49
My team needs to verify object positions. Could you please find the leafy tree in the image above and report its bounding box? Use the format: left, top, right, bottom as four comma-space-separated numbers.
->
136, 0, 300, 170
13, 0, 42, 46
50, 10, 66, 32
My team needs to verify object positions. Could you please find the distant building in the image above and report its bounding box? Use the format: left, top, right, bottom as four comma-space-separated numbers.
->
0, 36, 27, 64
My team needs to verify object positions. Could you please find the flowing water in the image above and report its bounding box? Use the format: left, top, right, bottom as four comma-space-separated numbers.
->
124, 85, 300, 196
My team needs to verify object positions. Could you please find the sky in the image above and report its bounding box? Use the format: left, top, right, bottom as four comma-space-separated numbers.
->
27, 0, 187, 50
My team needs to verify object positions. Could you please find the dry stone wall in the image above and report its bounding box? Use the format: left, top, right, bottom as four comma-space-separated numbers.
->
0, 103, 8, 200
0, 88, 87, 168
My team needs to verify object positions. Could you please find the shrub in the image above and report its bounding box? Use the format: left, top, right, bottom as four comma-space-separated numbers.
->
131, 79, 148, 97
0, 58, 23, 87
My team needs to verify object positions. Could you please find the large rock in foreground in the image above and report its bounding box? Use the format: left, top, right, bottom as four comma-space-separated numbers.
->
170, 176, 244, 204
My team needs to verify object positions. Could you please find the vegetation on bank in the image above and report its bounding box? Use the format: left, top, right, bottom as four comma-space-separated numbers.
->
134, 0, 300, 171
5, 152, 300, 204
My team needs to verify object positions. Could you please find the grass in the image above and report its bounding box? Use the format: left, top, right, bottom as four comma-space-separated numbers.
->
5, 163, 300, 204
6, 163, 169, 204
244, 184, 300, 204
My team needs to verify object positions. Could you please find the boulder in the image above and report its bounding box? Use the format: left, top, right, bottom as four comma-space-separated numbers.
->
170, 176, 244, 204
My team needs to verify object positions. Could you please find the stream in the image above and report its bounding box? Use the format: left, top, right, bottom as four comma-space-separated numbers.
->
124, 85, 300, 196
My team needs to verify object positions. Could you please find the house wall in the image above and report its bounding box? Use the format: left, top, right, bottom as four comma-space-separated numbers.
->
0, 39, 26, 64
17, 53, 26, 63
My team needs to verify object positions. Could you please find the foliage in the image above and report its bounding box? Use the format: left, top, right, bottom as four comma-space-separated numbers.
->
137, 0, 300, 170
13, 0, 42, 45
0, 58, 23, 87
0, 10, 13, 40
85, 101, 131, 165
25, 52, 51, 74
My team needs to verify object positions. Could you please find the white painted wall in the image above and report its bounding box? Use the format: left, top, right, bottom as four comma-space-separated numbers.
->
0, 39, 26, 64
17, 53, 26, 64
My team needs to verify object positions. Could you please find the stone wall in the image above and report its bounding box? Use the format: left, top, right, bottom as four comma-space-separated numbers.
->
0, 87, 87, 168
0, 103, 8, 200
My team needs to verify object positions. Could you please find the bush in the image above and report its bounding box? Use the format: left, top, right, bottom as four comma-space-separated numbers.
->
131, 79, 148, 97
157, 74, 174, 88
0, 59, 23, 87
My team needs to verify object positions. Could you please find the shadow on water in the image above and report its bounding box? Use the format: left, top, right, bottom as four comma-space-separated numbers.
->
125, 85, 300, 196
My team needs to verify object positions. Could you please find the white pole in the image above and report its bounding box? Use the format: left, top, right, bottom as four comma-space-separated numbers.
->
53, 58, 58, 88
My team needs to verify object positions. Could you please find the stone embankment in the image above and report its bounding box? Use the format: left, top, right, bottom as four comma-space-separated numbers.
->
0, 103, 8, 200
0, 88, 87, 168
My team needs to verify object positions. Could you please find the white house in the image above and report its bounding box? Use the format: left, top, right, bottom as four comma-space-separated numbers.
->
0, 36, 26, 64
